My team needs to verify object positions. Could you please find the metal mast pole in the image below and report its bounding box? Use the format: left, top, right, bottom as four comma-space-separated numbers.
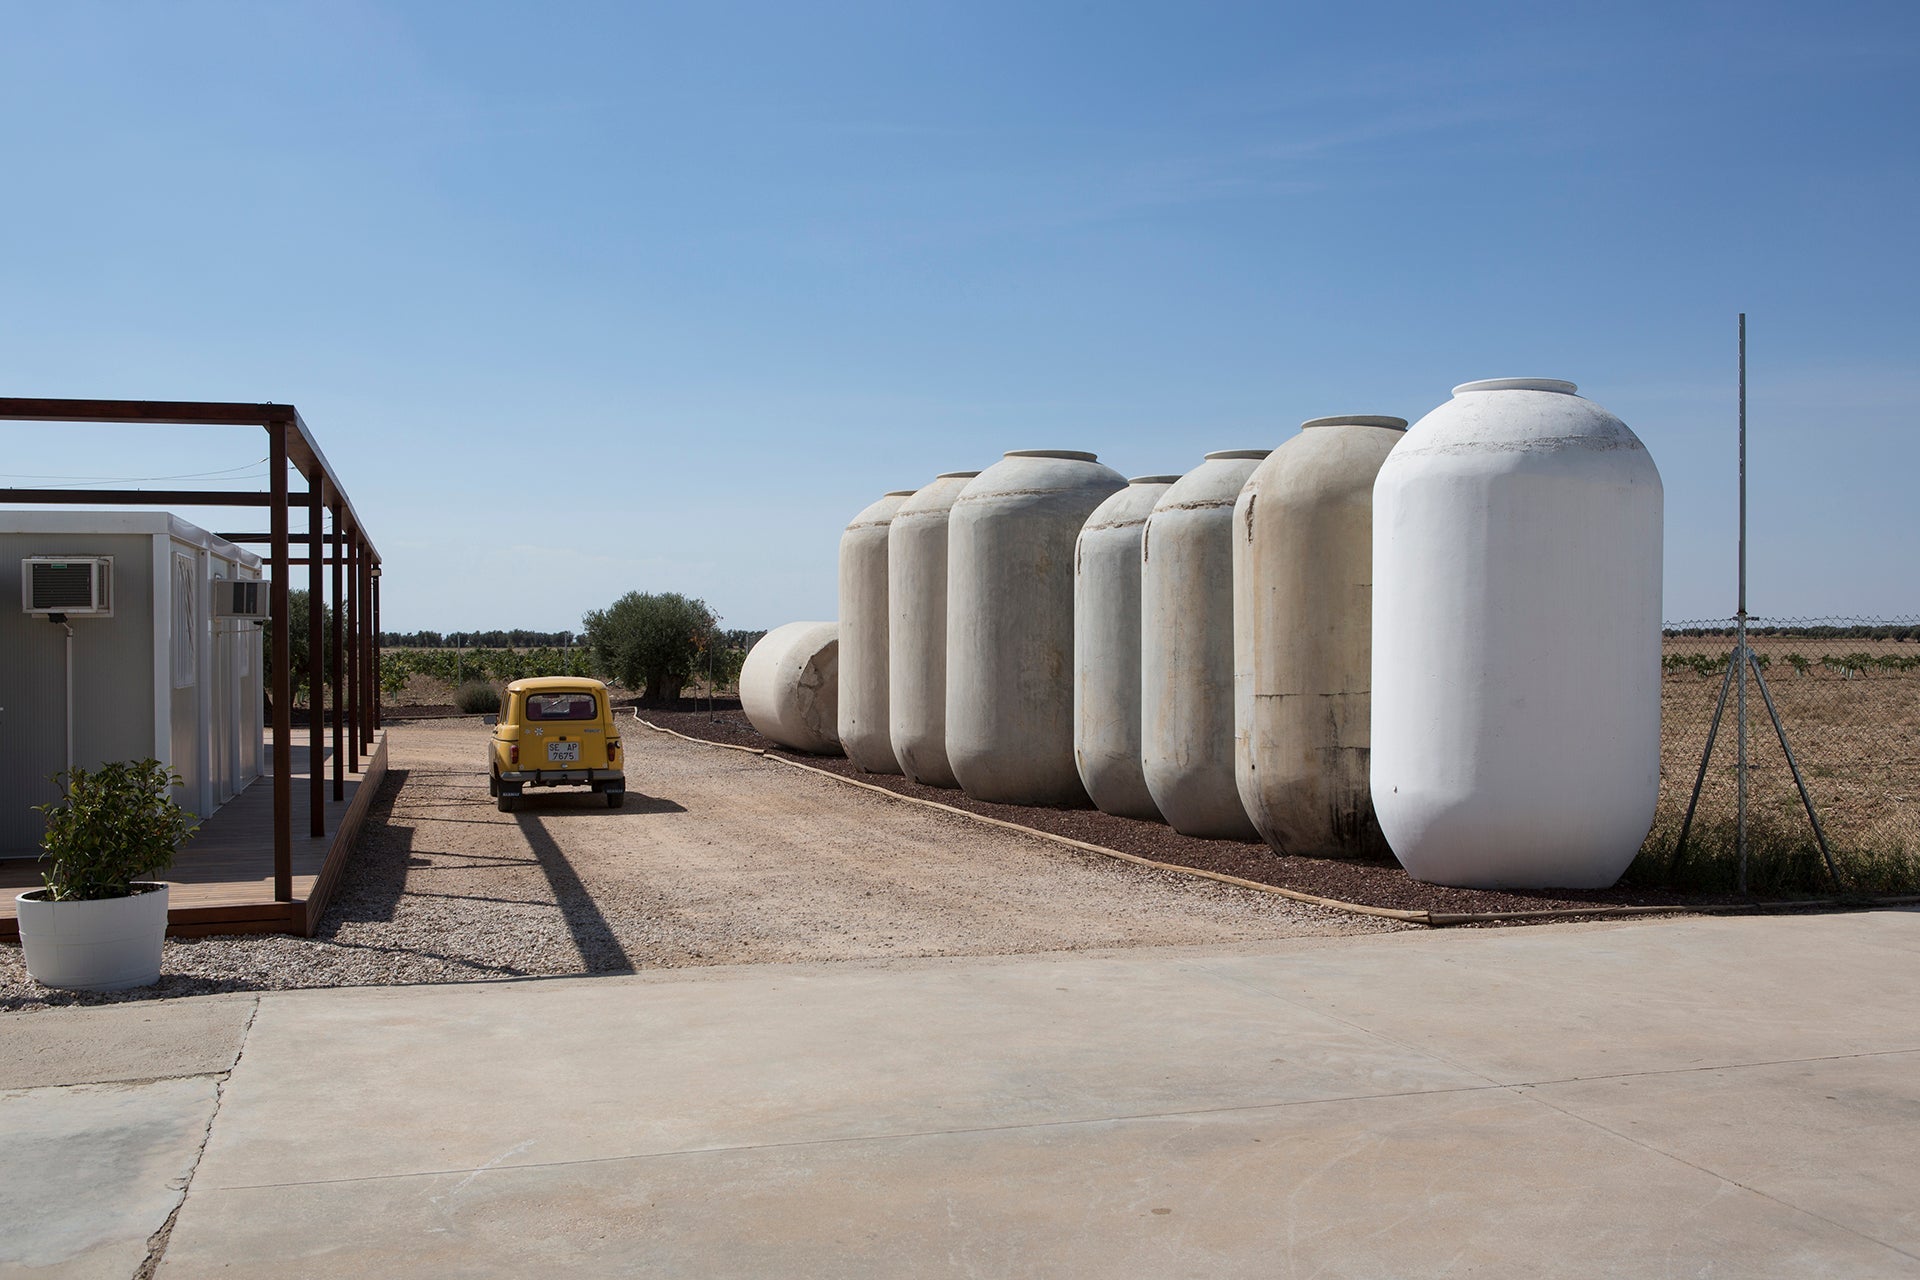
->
1736, 314, 1749, 893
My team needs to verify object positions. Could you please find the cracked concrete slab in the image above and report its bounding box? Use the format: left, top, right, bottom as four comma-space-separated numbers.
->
1194, 909, 1920, 1082
1532, 1050, 1920, 1257
0, 1076, 221, 1279
145, 912, 1920, 1277
187, 950, 1488, 1190
0, 996, 255, 1091
156, 1085, 1917, 1279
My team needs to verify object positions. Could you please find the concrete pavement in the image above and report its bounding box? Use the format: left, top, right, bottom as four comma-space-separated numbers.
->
5, 911, 1918, 1277
0, 998, 254, 1280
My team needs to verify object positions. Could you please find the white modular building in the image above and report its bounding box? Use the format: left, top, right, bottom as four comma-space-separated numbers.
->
0, 512, 266, 854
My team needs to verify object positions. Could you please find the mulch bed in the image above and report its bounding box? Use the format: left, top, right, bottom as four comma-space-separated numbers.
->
631, 698, 1744, 920
380, 704, 464, 721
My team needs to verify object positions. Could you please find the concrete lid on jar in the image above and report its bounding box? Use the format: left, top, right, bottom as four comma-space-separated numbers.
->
1302, 415, 1409, 431
1451, 378, 1579, 396
1004, 450, 1099, 462
1202, 449, 1272, 461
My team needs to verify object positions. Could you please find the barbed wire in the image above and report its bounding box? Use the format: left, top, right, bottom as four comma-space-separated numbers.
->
1664, 615, 1920, 637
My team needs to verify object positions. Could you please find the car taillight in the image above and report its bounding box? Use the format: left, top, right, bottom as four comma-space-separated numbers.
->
509, 743, 519, 765
609, 738, 619, 756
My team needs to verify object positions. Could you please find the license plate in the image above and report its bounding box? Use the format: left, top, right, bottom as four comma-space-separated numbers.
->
546, 741, 579, 763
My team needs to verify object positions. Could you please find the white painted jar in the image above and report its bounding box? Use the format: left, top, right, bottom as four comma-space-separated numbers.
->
887, 472, 980, 789
947, 451, 1127, 805
740, 622, 841, 755
16, 883, 169, 991
1073, 476, 1179, 820
1140, 451, 1269, 839
838, 491, 914, 774
1371, 379, 1663, 889
1233, 416, 1406, 858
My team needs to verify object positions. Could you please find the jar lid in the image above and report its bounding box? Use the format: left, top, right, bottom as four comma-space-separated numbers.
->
1202, 449, 1272, 460
1004, 450, 1098, 462
1451, 378, 1578, 396
935, 471, 982, 480
1128, 475, 1182, 485
1301, 415, 1409, 430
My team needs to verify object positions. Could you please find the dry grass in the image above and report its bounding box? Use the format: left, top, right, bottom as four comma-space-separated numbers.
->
1641, 634, 1920, 894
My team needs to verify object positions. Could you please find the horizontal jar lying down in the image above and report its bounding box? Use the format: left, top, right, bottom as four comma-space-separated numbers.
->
741, 621, 841, 756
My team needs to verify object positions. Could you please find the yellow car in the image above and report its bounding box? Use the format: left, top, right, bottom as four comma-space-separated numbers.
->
488, 677, 626, 811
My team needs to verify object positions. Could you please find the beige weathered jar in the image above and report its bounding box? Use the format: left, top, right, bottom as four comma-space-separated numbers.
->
1232, 416, 1406, 858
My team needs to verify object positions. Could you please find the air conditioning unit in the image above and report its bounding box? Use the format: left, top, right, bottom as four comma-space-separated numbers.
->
213, 578, 270, 619
22, 556, 113, 617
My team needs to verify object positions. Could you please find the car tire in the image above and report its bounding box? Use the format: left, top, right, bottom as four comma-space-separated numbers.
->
498, 793, 519, 813
606, 790, 623, 808
488, 773, 499, 797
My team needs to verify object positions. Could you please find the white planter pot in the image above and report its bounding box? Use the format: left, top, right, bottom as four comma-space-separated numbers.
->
16, 883, 169, 991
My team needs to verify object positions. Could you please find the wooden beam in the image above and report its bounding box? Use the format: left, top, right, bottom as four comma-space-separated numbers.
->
0, 397, 380, 561
0, 397, 296, 426
284, 409, 379, 563
0, 489, 313, 507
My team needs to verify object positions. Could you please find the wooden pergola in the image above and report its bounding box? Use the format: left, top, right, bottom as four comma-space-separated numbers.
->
0, 398, 380, 904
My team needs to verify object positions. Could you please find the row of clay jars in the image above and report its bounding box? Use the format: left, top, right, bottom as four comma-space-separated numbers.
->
806, 379, 1661, 891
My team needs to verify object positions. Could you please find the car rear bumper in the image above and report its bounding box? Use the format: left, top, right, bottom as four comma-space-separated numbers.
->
498, 769, 625, 788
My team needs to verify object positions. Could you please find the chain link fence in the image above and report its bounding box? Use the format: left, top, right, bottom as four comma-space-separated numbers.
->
1646, 617, 1920, 891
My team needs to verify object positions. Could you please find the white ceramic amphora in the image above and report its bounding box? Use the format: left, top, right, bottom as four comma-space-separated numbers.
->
16, 883, 169, 991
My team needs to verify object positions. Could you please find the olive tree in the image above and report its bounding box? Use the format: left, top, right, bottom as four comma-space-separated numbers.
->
582, 591, 717, 702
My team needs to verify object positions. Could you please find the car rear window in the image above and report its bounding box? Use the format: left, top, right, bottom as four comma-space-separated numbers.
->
524, 693, 598, 722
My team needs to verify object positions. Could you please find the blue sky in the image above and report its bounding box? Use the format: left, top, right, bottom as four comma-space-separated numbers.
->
1, 1, 1914, 631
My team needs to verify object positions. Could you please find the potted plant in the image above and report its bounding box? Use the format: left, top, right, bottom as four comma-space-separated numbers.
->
15, 759, 199, 991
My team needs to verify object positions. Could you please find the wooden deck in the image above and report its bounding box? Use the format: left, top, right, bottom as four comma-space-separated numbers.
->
0, 731, 388, 940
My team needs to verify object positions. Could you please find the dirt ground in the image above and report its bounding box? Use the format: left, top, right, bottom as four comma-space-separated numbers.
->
647, 702, 1751, 913
1, 720, 1397, 1010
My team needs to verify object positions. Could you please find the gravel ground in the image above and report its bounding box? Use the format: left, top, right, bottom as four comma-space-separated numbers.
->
643, 700, 1723, 915
1, 719, 1400, 1012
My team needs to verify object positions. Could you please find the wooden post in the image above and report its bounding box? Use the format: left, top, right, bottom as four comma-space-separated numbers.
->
330, 502, 345, 801
346, 528, 360, 775
360, 546, 374, 750
270, 424, 292, 902
308, 476, 326, 838
372, 569, 382, 733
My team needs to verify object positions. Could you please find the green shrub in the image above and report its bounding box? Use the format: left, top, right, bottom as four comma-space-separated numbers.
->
454, 681, 502, 714
34, 760, 200, 901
